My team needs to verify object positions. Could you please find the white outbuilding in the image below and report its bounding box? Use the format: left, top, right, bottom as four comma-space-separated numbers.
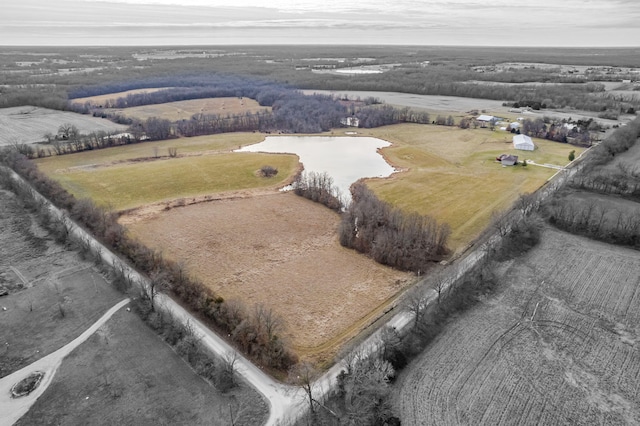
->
513, 134, 535, 151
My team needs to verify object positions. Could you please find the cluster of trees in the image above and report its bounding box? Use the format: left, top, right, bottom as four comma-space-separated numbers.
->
543, 116, 640, 249
134, 295, 239, 392
583, 118, 640, 167
547, 198, 640, 248
339, 183, 450, 273
293, 171, 344, 211
521, 118, 594, 145
291, 346, 398, 425
356, 105, 431, 128
0, 149, 297, 372
570, 162, 640, 200
68, 74, 281, 106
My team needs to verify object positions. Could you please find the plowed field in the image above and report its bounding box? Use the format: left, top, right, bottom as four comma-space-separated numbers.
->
396, 227, 640, 425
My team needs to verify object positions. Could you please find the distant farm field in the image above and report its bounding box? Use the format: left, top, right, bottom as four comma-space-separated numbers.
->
125, 192, 413, 366
396, 227, 640, 425
0, 106, 127, 146
69, 87, 172, 106
104, 97, 270, 121
359, 124, 583, 249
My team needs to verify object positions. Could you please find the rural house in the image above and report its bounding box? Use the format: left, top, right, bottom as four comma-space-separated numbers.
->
497, 154, 518, 166
513, 134, 535, 151
341, 116, 360, 127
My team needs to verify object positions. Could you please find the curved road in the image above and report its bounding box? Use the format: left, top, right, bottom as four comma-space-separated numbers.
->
0, 298, 130, 426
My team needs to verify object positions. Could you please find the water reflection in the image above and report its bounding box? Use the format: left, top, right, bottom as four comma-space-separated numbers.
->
235, 136, 396, 201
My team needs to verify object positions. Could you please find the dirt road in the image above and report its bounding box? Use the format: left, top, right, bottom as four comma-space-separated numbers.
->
2, 149, 578, 425
0, 298, 130, 426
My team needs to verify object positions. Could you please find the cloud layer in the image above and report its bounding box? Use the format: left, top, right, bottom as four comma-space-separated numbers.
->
3, 0, 639, 46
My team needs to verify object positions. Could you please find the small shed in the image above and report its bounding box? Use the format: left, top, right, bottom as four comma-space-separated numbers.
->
497, 154, 518, 166
477, 114, 495, 122
513, 134, 535, 151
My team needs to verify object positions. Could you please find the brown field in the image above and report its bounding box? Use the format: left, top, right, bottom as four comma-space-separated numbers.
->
0, 106, 127, 146
395, 227, 640, 425
104, 97, 270, 122
69, 87, 172, 106
0, 189, 266, 423
125, 192, 414, 366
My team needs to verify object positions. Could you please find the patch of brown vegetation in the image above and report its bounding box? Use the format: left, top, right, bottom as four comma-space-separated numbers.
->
125, 192, 414, 365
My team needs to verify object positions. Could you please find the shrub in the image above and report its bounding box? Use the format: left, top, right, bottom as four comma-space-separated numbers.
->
259, 165, 278, 178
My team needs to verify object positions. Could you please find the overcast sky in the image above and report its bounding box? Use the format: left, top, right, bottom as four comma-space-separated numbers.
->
3, 0, 640, 46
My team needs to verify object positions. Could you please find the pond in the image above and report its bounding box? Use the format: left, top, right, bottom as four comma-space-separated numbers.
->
235, 135, 396, 202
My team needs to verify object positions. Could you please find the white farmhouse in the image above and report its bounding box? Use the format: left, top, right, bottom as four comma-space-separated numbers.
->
513, 134, 535, 151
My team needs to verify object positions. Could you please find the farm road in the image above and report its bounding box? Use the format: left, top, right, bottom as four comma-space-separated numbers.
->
2, 167, 305, 426
0, 298, 130, 426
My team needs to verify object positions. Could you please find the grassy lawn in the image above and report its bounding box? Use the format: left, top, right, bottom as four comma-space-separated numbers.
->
46, 152, 298, 210
35, 133, 266, 171
358, 124, 583, 250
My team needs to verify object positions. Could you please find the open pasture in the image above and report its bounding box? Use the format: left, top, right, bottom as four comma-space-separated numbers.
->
396, 227, 640, 425
0, 106, 127, 146
125, 192, 413, 365
360, 124, 582, 249
69, 87, 172, 106
104, 97, 270, 122
38, 150, 299, 211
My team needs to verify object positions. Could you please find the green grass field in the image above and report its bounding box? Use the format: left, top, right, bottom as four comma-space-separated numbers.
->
35, 133, 265, 171
37, 149, 297, 210
358, 124, 583, 249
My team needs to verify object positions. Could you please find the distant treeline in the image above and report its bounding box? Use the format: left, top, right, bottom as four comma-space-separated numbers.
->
302, 66, 639, 114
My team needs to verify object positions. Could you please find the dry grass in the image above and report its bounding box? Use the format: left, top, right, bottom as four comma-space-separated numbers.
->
396, 227, 640, 425
125, 192, 413, 366
356, 124, 583, 250
105, 97, 270, 122
69, 87, 172, 106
